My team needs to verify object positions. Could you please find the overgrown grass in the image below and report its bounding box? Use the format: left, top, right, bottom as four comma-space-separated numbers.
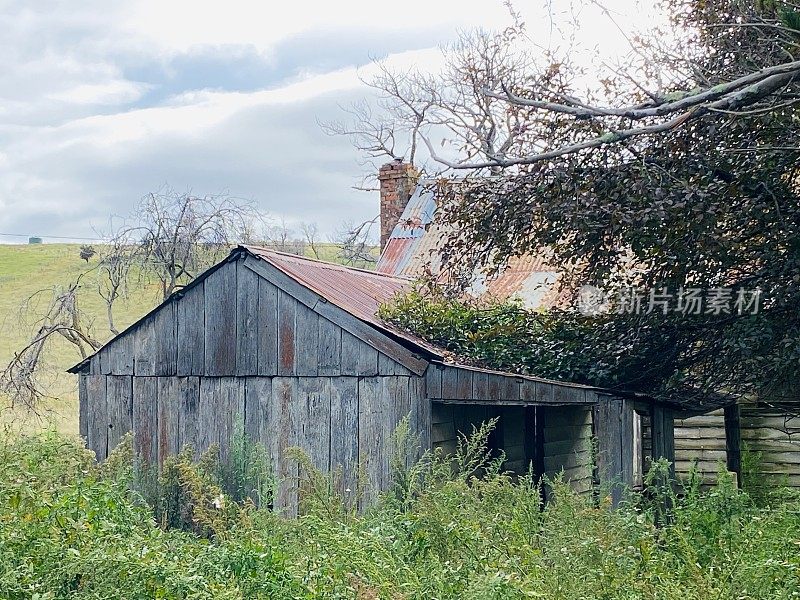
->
0, 426, 798, 599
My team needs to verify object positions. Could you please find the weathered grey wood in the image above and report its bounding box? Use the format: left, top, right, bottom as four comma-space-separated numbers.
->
106, 375, 133, 454
357, 342, 379, 376
378, 352, 413, 376
100, 348, 112, 375
177, 377, 200, 455
472, 371, 489, 399
318, 317, 341, 376
106, 333, 134, 375
85, 375, 108, 460
409, 376, 430, 461
157, 377, 180, 466
154, 301, 177, 376
246, 249, 428, 373
441, 367, 459, 399
90, 353, 101, 376
535, 382, 555, 404
294, 303, 319, 376
277, 290, 296, 376
593, 398, 632, 506
724, 403, 741, 485
315, 300, 429, 375
501, 376, 520, 401
456, 369, 473, 399
487, 374, 502, 400
330, 377, 359, 504
236, 261, 260, 375
271, 377, 297, 515
134, 316, 156, 376
218, 377, 246, 463
359, 377, 388, 506
257, 278, 278, 375
132, 377, 158, 465
196, 377, 218, 457
297, 377, 331, 472
176, 282, 205, 376
426, 365, 443, 399
204, 263, 237, 375
78, 375, 88, 441
243, 254, 320, 309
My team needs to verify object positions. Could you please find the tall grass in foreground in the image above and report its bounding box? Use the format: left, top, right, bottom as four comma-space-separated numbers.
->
0, 426, 798, 599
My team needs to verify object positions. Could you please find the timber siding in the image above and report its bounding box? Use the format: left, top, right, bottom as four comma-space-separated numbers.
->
73, 246, 695, 513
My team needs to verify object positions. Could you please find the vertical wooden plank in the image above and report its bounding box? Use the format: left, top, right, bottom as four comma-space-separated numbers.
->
107, 375, 133, 454
154, 301, 177, 376
357, 343, 379, 376
236, 261, 260, 375
204, 263, 237, 376
456, 369, 473, 400
178, 377, 200, 455
177, 281, 205, 376
107, 333, 134, 375
297, 378, 331, 471
340, 330, 360, 375
317, 318, 341, 376
277, 290, 296, 376
594, 398, 621, 505
85, 375, 108, 460
472, 371, 489, 400
257, 278, 279, 376
133, 377, 158, 465
408, 376, 430, 461
441, 367, 459, 399
330, 377, 359, 505
218, 377, 245, 463
78, 375, 88, 441
90, 353, 101, 376
294, 303, 319, 376
197, 377, 219, 456
134, 316, 156, 376
426, 365, 443, 399
100, 348, 112, 375
358, 376, 387, 507
272, 377, 297, 515
487, 374, 503, 400
724, 403, 741, 485
157, 377, 180, 467
535, 382, 555, 404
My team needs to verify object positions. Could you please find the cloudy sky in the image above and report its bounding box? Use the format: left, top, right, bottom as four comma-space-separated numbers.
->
0, 0, 646, 243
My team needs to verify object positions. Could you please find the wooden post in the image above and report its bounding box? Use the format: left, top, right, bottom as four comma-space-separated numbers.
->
593, 396, 635, 506
724, 403, 742, 487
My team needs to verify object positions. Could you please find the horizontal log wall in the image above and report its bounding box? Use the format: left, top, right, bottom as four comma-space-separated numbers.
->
671, 409, 728, 484
81, 373, 427, 515
740, 406, 800, 490
542, 406, 593, 495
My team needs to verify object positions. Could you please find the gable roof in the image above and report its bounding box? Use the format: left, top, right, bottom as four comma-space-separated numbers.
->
375, 180, 559, 308
242, 245, 444, 358
68, 245, 443, 374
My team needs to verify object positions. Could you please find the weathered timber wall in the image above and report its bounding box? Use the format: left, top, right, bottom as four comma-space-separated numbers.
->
542, 405, 593, 495
80, 373, 426, 515
740, 405, 800, 490
671, 409, 728, 484
89, 260, 416, 380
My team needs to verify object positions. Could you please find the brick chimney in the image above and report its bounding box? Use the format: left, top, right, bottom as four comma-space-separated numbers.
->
378, 159, 419, 250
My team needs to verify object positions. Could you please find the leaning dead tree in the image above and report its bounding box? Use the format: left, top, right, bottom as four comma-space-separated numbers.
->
0, 281, 101, 410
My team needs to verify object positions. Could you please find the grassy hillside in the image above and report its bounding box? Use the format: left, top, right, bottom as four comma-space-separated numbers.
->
0, 243, 376, 434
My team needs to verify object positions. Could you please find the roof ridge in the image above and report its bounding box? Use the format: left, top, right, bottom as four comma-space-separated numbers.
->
239, 244, 413, 282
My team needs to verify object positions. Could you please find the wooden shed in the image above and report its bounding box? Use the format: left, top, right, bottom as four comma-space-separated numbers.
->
69, 246, 725, 512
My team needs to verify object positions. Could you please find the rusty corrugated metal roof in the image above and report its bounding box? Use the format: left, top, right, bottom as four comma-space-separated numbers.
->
376, 181, 561, 308
243, 245, 445, 358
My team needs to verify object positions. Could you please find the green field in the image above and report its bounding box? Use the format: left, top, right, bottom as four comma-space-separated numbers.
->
0, 243, 375, 434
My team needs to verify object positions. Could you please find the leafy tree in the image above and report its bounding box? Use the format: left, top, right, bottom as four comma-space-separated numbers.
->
354, 0, 800, 404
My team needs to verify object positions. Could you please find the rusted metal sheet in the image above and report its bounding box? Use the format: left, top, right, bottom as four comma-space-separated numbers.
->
375, 180, 561, 309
